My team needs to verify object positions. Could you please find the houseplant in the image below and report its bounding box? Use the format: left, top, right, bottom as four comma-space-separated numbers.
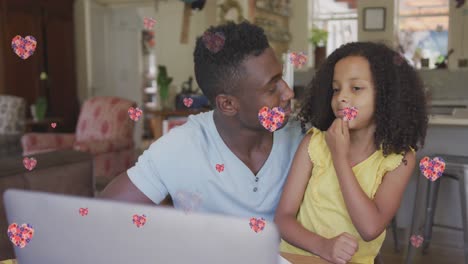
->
31, 96, 47, 121
309, 26, 328, 68
157, 65, 173, 110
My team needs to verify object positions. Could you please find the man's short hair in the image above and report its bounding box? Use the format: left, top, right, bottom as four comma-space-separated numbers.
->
194, 21, 269, 106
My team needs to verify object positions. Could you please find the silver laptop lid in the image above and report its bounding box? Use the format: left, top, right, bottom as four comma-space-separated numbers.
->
4, 189, 281, 264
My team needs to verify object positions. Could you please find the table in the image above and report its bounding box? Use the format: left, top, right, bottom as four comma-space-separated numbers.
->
1, 253, 330, 264
25, 117, 63, 132
145, 108, 210, 139
281, 252, 332, 264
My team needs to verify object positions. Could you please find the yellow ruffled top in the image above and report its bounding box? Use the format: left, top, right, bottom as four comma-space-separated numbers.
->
280, 127, 412, 264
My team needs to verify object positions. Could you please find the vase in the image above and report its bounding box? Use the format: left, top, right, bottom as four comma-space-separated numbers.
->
159, 85, 176, 110
35, 97, 47, 121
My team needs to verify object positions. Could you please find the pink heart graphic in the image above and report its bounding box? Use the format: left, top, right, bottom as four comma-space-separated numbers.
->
128, 107, 143, 121
79, 208, 88, 216
11, 35, 37, 60
258, 106, 285, 132
51, 122, 57, 128
249, 217, 266, 233
8, 223, 34, 248
23, 157, 37, 171
290, 52, 308, 68
342, 107, 358, 121
202, 31, 225, 53
143, 17, 156, 30
174, 191, 203, 214
215, 164, 224, 173
410, 234, 424, 248
183, 98, 193, 108
132, 214, 147, 228
419, 156, 446, 181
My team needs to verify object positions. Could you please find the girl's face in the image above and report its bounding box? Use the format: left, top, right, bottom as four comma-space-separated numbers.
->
331, 56, 376, 130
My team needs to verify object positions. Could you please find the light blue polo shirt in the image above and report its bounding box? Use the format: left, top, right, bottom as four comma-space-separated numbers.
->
127, 110, 304, 221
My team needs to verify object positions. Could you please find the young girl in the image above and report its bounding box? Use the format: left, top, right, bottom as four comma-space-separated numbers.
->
275, 42, 428, 264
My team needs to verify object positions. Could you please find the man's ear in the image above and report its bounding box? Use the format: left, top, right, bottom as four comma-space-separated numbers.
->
215, 94, 239, 117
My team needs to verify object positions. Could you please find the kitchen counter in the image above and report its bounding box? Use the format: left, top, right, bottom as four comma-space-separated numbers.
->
429, 115, 468, 126
428, 99, 468, 126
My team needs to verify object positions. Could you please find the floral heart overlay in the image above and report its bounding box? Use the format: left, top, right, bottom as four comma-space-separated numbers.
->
11, 35, 37, 60
215, 164, 224, 173
290, 52, 308, 68
128, 107, 143, 121
23, 157, 37, 171
258, 106, 285, 132
51, 122, 57, 128
79, 208, 88, 216
143, 17, 156, 30
202, 31, 225, 53
419, 156, 446, 181
183, 98, 193, 108
132, 214, 147, 228
342, 107, 358, 121
174, 191, 203, 214
8, 223, 34, 248
410, 234, 424, 248
249, 217, 266, 233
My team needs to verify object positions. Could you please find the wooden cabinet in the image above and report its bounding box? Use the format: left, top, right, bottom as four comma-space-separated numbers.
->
0, 0, 79, 132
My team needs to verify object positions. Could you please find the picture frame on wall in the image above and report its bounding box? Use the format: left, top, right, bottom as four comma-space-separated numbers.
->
363, 7, 386, 31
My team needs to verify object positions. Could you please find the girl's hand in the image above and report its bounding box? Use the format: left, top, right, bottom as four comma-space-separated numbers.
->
319, 232, 359, 264
325, 118, 350, 160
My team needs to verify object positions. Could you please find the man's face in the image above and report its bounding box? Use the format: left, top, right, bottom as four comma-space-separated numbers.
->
234, 48, 294, 131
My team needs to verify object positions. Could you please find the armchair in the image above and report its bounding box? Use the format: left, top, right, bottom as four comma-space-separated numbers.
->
21, 96, 137, 191
0, 95, 26, 158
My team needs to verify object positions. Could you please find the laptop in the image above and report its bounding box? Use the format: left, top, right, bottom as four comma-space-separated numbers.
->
4, 189, 286, 264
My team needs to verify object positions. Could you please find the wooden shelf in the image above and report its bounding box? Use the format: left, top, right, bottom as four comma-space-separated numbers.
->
146, 108, 211, 140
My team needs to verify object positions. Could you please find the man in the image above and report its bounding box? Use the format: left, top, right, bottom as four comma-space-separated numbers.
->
100, 21, 304, 221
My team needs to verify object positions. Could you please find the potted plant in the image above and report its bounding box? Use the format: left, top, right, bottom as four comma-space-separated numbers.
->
157, 65, 173, 110
309, 26, 328, 68
30, 96, 47, 121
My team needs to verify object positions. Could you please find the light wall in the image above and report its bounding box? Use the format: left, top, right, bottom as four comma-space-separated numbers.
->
289, 0, 309, 70
154, 0, 217, 95
357, 0, 396, 47
74, 0, 92, 104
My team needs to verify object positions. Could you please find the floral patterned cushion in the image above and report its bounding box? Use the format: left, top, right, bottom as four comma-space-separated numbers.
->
73, 139, 134, 155
21, 133, 76, 156
75, 97, 135, 142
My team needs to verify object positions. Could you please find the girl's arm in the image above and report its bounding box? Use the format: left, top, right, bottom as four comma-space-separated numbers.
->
327, 119, 416, 242
274, 133, 326, 254
333, 150, 415, 242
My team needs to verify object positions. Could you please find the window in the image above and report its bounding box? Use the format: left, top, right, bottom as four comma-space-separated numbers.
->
308, 0, 450, 69
309, 0, 358, 62
397, 0, 449, 69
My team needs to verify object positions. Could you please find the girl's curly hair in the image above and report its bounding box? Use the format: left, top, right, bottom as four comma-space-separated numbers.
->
298, 42, 428, 156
